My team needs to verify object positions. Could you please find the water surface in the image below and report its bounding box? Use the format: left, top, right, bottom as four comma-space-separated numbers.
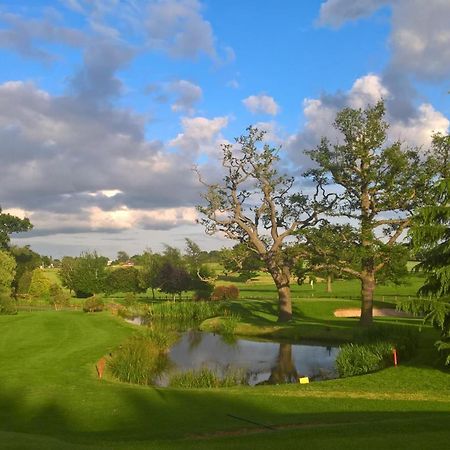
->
155, 331, 339, 386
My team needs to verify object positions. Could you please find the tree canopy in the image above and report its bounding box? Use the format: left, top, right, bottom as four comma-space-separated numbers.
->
306, 101, 438, 325
0, 208, 33, 249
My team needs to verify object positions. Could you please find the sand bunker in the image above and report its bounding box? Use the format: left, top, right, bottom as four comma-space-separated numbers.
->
334, 308, 414, 318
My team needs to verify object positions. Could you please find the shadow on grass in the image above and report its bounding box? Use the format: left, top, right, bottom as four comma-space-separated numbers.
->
0, 384, 449, 449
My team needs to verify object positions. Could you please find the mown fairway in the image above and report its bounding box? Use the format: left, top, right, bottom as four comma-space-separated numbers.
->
1, 284, 449, 450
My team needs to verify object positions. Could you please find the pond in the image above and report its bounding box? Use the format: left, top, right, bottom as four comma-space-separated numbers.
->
154, 331, 339, 386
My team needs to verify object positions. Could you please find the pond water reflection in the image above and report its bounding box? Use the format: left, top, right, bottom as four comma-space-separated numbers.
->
155, 331, 339, 386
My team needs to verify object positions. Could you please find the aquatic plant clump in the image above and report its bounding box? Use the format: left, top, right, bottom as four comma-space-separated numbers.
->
108, 335, 171, 385
145, 301, 226, 322
336, 341, 394, 377
168, 367, 248, 388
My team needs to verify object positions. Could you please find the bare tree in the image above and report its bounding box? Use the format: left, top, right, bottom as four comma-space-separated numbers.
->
196, 127, 329, 322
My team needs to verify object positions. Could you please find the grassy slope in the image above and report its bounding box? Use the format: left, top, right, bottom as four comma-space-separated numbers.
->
0, 300, 449, 450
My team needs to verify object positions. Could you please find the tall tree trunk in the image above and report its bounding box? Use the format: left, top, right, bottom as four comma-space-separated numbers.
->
326, 274, 332, 293
269, 264, 292, 322
360, 270, 375, 326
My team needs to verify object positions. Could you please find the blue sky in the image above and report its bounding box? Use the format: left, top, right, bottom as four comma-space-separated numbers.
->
1, 0, 449, 258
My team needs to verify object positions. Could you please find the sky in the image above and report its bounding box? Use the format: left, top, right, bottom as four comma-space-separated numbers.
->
1, 0, 449, 258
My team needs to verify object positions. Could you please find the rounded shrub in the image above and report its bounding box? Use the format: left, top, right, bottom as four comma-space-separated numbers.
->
211, 285, 240, 301
82, 295, 104, 312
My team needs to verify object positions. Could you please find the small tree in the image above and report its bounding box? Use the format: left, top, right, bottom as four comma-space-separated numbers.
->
28, 269, 52, 302
156, 262, 191, 300
197, 127, 326, 322
137, 250, 164, 300
307, 101, 437, 325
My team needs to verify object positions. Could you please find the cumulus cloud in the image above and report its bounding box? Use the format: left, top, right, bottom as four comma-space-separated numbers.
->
287, 74, 449, 169
318, 0, 389, 28
318, 0, 450, 82
145, 0, 218, 59
0, 81, 205, 234
242, 94, 280, 116
70, 40, 135, 103
0, 12, 87, 61
169, 116, 229, 157
147, 79, 202, 114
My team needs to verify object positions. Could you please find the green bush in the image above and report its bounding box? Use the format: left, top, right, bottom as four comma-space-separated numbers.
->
336, 341, 394, 377
0, 294, 17, 315
123, 292, 137, 307
211, 285, 239, 301
168, 367, 247, 388
82, 295, 104, 312
108, 335, 170, 385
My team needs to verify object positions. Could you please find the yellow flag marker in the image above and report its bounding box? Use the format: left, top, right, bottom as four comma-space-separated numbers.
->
299, 377, 309, 384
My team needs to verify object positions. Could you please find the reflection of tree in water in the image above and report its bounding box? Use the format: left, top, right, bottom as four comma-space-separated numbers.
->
266, 343, 298, 384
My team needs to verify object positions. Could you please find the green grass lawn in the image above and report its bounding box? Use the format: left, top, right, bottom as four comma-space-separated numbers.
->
0, 290, 449, 449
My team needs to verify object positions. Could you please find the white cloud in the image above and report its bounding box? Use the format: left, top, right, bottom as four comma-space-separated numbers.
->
145, 0, 218, 60
389, 103, 449, 148
169, 116, 229, 156
169, 80, 202, 113
242, 94, 280, 116
318, 0, 450, 81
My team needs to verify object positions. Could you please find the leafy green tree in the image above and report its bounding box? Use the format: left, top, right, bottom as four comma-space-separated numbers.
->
115, 251, 130, 265
197, 127, 326, 322
60, 252, 108, 298
105, 267, 140, 294
137, 250, 164, 300
0, 207, 32, 249
9, 246, 41, 294
49, 283, 70, 310
156, 262, 191, 300
307, 101, 437, 325
402, 177, 450, 364
28, 269, 52, 302
59, 256, 77, 294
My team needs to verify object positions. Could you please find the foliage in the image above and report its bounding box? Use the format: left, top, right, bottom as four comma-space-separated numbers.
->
0, 207, 32, 249
156, 261, 191, 299
306, 101, 438, 325
60, 252, 108, 298
144, 301, 225, 323
9, 246, 41, 293
105, 267, 141, 294
49, 283, 70, 310
108, 334, 170, 385
211, 285, 240, 301
220, 244, 264, 281
137, 250, 164, 299
123, 292, 137, 307
17, 270, 33, 294
196, 126, 327, 322
0, 250, 16, 297
114, 250, 130, 264
0, 293, 17, 315
168, 367, 247, 388
82, 295, 105, 312
28, 269, 52, 301
336, 342, 394, 377
402, 175, 450, 363
219, 313, 241, 336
